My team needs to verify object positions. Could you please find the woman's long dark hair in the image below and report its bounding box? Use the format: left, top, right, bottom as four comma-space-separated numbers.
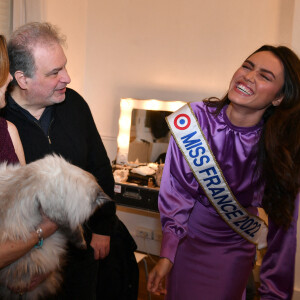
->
206, 45, 300, 228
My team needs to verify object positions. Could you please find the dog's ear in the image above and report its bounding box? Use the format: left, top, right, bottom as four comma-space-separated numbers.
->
96, 190, 112, 206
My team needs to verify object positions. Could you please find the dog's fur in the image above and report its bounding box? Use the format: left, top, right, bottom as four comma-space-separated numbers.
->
0, 155, 111, 300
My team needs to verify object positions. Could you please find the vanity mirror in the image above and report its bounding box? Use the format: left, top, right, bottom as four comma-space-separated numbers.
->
116, 98, 186, 165
114, 98, 186, 212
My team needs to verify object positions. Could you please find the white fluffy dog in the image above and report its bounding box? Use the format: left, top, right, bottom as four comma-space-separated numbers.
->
0, 155, 111, 300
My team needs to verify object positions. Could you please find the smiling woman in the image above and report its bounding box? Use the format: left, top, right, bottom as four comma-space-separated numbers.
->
147, 45, 300, 300
227, 51, 285, 126
208, 45, 300, 231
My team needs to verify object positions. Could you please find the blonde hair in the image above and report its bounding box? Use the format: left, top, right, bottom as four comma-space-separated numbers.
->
0, 35, 9, 87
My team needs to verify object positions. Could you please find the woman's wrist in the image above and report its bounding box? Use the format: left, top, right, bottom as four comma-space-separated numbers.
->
34, 227, 44, 249
38, 216, 58, 239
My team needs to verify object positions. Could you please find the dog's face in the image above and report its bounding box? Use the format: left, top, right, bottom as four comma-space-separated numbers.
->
27, 155, 111, 230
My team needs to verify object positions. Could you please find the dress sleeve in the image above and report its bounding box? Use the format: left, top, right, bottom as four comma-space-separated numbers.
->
259, 194, 299, 300
159, 136, 201, 263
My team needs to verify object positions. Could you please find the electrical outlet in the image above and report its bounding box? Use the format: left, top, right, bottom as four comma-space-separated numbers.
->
136, 227, 153, 239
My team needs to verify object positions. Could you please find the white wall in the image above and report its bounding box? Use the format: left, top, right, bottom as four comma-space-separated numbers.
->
116, 206, 162, 256
41, 0, 300, 295
43, 0, 296, 162
84, 0, 296, 162
42, 0, 88, 95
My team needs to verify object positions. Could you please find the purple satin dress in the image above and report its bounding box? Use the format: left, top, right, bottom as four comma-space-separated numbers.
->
0, 117, 19, 164
159, 101, 299, 300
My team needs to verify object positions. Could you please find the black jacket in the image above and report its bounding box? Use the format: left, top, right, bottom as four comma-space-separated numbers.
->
3, 88, 117, 239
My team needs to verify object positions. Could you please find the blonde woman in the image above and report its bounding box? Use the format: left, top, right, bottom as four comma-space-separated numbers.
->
0, 35, 57, 295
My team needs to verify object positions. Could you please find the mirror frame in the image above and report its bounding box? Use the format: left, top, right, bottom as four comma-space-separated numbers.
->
116, 98, 186, 164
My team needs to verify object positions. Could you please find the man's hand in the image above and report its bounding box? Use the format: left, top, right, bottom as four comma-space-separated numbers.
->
90, 234, 110, 260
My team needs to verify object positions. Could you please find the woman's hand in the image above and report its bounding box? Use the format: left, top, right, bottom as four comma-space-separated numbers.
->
38, 212, 58, 239
147, 257, 173, 295
0, 212, 58, 269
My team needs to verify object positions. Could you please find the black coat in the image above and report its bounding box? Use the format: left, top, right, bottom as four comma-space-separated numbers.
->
4, 88, 116, 239
3, 88, 138, 299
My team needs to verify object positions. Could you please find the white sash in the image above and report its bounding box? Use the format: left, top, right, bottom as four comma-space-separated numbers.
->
166, 103, 268, 249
